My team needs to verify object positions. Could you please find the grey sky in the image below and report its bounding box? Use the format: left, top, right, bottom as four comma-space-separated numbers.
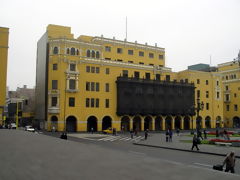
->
1, 0, 240, 90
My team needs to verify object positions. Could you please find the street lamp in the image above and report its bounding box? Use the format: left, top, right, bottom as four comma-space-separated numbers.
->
196, 98, 204, 130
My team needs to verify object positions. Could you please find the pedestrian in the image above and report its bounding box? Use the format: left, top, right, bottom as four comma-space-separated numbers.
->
197, 129, 203, 140
191, 134, 200, 151
223, 129, 230, 140
176, 128, 180, 136
203, 129, 207, 139
223, 151, 236, 173
91, 127, 94, 134
134, 129, 138, 136
130, 129, 134, 139
169, 130, 173, 142
144, 129, 148, 140
216, 129, 219, 137
165, 129, 169, 142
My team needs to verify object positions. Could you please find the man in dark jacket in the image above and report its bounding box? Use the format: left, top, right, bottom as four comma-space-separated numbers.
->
191, 134, 199, 151
223, 151, 236, 173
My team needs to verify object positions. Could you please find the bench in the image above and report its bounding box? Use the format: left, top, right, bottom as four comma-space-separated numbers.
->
232, 142, 240, 147
215, 142, 231, 146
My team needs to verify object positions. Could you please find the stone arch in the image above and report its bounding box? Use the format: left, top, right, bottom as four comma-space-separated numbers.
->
87, 50, 91, 57
121, 116, 130, 131
205, 116, 211, 129
144, 116, 152, 131
196, 116, 202, 129
66, 116, 77, 132
165, 116, 172, 130
133, 116, 142, 131
102, 116, 112, 130
233, 116, 240, 128
91, 50, 95, 58
216, 116, 221, 128
155, 116, 163, 131
184, 116, 190, 130
174, 116, 181, 130
87, 116, 98, 132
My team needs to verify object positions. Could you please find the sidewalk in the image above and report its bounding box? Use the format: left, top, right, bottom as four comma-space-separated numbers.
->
134, 133, 240, 158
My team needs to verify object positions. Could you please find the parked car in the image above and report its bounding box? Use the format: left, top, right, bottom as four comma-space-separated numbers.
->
103, 127, 113, 134
10, 123, 17, 129
25, 126, 35, 132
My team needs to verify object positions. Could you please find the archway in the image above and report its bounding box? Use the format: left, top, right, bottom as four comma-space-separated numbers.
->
205, 116, 211, 129
175, 116, 181, 130
184, 116, 190, 130
196, 116, 202, 129
216, 116, 221, 128
121, 116, 130, 131
87, 116, 97, 132
165, 116, 172, 130
51, 116, 58, 131
155, 116, 162, 131
66, 116, 77, 132
102, 116, 112, 130
144, 116, 152, 130
233, 116, 240, 128
133, 116, 141, 131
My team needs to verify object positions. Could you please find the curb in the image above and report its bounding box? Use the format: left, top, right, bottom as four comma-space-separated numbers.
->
133, 143, 240, 158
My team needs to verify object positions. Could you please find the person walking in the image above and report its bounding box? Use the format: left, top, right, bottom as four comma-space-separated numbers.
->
144, 129, 148, 140
197, 129, 203, 140
223, 151, 236, 173
191, 134, 199, 151
203, 129, 207, 139
176, 128, 180, 136
130, 129, 134, 139
169, 130, 173, 142
165, 129, 169, 142
91, 127, 94, 134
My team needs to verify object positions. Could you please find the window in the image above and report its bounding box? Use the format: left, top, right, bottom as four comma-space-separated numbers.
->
149, 64, 154, 66
91, 82, 95, 91
51, 97, 57, 107
105, 46, 111, 52
69, 97, 75, 107
105, 58, 111, 60
69, 79, 76, 90
139, 62, 144, 65
185, 79, 188, 83
145, 73, 150, 80
53, 47, 58, 54
234, 93, 237, 98
86, 66, 90, 72
66, 48, 70, 54
128, 61, 133, 63
134, 71, 140, 79
156, 74, 160, 81
226, 86, 229, 91
105, 83, 109, 92
96, 51, 100, 59
225, 94, 230, 101
128, 50, 133, 55
86, 82, 90, 91
117, 59, 123, 62
206, 80, 208, 85
70, 64, 76, 71
91, 98, 95, 107
70, 48, 75, 55
96, 82, 100, 92
87, 50, 91, 57
86, 98, 90, 107
25, 100, 28, 105
139, 51, 144, 57
105, 99, 109, 108
197, 90, 200, 98
91, 51, 95, 58
117, 48, 123, 54
149, 53, 154, 58
206, 91, 209, 98
217, 80, 219, 86
53, 63, 58, 70
96, 67, 100, 73
206, 103, 209, 110
122, 70, 128, 77
159, 54, 163, 59
52, 80, 58, 90
105, 68, 110, 74
217, 92, 220, 99
197, 79, 200, 84
234, 104, 238, 111
96, 98, 99, 108
90, 67, 95, 73
76, 49, 79, 55
226, 105, 230, 111
226, 76, 228, 80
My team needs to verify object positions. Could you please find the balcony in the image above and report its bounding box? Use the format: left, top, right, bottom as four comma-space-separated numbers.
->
48, 107, 60, 114
224, 99, 231, 103
48, 89, 60, 95
66, 89, 79, 93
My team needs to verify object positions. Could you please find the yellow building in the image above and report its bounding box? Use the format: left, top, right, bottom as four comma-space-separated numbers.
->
0, 27, 9, 126
35, 24, 239, 132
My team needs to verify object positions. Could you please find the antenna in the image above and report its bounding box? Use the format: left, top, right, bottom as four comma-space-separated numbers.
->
125, 16, 128, 40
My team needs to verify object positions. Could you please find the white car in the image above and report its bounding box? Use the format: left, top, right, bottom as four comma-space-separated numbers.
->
25, 126, 35, 132
10, 123, 17, 129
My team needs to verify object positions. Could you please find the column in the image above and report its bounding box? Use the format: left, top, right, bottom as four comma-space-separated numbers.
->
141, 117, 144, 131
180, 116, 184, 130
130, 117, 133, 130
162, 117, 166, 131
152, 118, 155, 131
97, 121, 102, 132
171, 117, 175, 130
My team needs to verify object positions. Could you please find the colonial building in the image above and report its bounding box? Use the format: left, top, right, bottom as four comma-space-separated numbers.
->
35, 24, 239, 132
0, 27, 9, 126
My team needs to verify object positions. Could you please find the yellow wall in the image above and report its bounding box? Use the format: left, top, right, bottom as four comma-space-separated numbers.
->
0, 27, 9, 125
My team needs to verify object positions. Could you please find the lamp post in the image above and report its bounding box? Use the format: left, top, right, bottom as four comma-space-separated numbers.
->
196, 98, 204, 130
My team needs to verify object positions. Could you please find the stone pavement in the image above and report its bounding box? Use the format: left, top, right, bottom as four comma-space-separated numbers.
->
134, 132, 240, 158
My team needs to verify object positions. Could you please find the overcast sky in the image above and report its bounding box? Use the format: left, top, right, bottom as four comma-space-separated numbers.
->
1, 0, 240, 90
